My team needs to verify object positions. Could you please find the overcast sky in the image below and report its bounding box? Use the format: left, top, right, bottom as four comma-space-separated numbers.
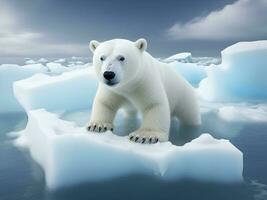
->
0, 0, 267, 63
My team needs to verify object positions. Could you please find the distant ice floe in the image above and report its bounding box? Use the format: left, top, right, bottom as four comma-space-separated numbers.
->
190, 57, 221, 66
164, 52, 192, 63
37, 58, 48, 64
164, 52, 220, 66
15, 109, 243, 189
198, 41, 267, 101
46, 62, 70, 74
25, 59, 37, 65
54, 58, 66, 63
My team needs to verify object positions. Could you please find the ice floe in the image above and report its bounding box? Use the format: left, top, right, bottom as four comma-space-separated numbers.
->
13, 68, 97, 112
15, 109, 243, 189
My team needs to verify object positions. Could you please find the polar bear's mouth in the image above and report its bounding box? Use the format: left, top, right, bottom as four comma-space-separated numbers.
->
104, 80, 119, 86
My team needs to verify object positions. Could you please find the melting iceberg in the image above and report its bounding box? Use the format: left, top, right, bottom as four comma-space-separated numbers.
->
15, 109, 243, 189
46, 62, 70, 74
164, 52, 192, 63
198, 41, 267, 101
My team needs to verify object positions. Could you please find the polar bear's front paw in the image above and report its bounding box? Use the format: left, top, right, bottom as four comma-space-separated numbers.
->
86, 122, 114, 133
129, 130, 167, 144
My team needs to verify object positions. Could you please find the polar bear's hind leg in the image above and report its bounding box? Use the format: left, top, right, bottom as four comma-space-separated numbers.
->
174, 97, 201, 126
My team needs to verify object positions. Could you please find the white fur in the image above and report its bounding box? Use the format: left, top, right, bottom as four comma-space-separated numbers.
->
87, 39, 201, 143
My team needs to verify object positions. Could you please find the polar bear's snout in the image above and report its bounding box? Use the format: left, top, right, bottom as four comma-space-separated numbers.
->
101, 60, 123, 86
103, 70, 120, 86
103, 71, 115, 81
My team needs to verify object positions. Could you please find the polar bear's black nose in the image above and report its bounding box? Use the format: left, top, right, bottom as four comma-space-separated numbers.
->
103, 71, 115, 81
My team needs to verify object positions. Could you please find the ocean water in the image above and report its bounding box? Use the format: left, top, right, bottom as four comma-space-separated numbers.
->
0, 110, 267, 200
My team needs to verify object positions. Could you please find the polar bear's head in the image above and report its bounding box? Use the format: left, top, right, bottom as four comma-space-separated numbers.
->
89, 38, 147, 87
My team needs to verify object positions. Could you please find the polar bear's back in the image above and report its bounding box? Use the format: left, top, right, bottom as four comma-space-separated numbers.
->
144, 52, 199, 121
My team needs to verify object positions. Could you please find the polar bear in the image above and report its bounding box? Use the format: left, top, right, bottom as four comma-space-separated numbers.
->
86, 38, 201, 143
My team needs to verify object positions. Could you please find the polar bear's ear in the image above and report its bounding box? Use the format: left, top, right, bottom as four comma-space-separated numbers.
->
89, 40, 100, 53
135, 38, 147, 52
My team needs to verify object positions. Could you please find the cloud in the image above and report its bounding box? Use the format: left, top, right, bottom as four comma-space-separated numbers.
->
0, 0, 87, 57
167, 0, 267, 40
0, 30, 86, 57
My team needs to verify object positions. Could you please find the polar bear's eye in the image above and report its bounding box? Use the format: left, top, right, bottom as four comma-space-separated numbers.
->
100, 56, 106, 61
118, 56, 125, 62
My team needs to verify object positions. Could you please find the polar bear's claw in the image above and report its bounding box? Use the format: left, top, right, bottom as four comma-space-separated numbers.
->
86, 122, 114, 133
129, 132, 163, 144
